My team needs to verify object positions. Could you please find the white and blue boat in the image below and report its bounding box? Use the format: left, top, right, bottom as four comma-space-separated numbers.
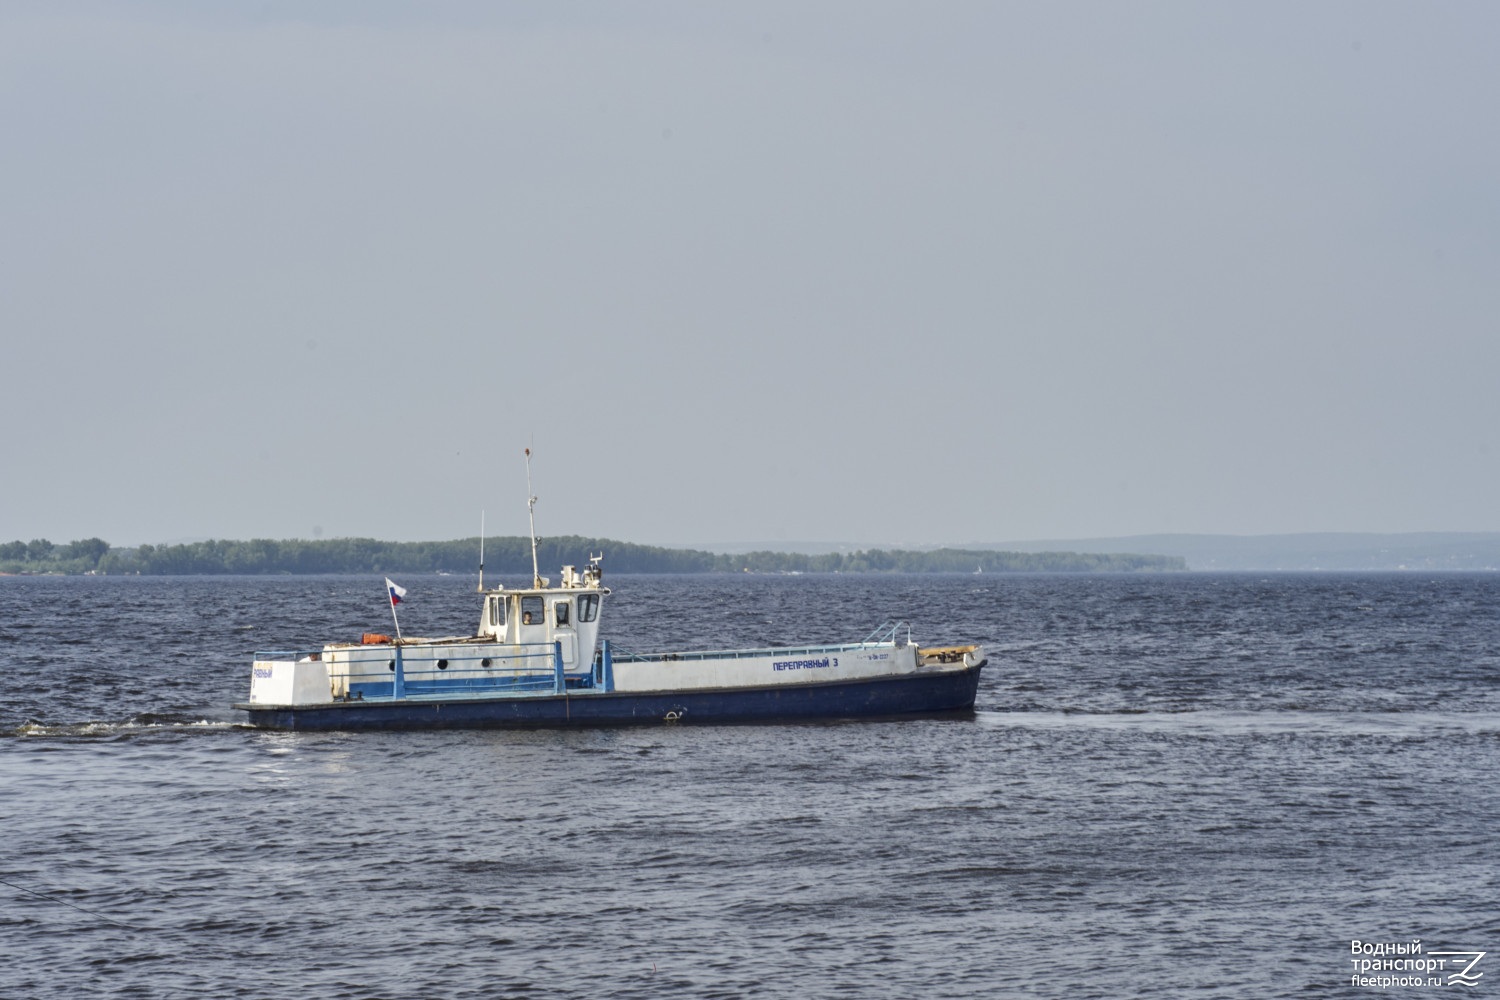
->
237, 555, 985, 730
240, 453, 984, 730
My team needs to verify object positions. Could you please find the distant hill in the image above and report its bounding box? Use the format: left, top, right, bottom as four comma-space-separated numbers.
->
0, 535, 1184, 575
18, 531, 1488, 574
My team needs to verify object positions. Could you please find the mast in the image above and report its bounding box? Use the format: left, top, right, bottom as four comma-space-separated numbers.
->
476, 510, 485, 592
525, 447, 542, 588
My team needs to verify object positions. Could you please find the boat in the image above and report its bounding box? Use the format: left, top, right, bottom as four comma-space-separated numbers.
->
236, 454, 986, 730
236, 554, 985, 730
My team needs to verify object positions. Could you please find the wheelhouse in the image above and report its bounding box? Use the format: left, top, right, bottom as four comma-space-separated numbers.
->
478, 562, 608, 673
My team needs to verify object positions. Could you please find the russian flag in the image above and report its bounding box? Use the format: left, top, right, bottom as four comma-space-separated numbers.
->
386, 578, 407, 606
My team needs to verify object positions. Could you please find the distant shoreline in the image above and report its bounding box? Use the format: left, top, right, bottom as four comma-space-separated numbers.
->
11, 531, 1495, 575
0, 535, 1186, 576
978, 531, 1500, 572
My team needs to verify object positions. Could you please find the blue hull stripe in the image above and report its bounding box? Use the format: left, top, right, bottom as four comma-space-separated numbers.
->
240, 666, 983, 731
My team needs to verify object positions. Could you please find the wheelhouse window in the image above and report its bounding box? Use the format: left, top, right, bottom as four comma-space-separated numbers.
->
521, 595, 545, 626
578, 594, 599, 622
554, 601, 571, 626
489, 596, 506, 628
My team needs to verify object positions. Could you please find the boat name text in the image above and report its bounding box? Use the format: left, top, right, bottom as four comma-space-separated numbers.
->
773, 657, 836, 672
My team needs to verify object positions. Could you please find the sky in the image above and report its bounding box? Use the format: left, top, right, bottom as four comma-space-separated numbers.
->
2, 1, 1497, 549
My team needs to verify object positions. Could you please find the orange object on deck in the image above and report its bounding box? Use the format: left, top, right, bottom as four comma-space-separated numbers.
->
361, 633, 392, 645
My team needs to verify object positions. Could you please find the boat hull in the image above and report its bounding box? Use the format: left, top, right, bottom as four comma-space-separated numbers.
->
237, 664, 982, 731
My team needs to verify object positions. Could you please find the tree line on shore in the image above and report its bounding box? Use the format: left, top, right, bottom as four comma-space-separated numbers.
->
0, 535, 1186, 576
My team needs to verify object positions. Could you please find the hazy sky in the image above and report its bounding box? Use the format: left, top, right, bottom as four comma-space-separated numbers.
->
3, 2, 1497, 548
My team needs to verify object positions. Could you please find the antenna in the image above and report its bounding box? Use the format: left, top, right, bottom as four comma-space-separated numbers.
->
476, 510, 485, 592
525, 447, 542, 588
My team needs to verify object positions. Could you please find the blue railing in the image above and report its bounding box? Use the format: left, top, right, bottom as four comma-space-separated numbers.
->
861, 621, 911, 646
603, 638, 894, 668
257, 641, 581, 701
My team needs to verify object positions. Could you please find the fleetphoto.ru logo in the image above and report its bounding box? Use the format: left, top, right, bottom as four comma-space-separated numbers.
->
1350, 939, 1486, 989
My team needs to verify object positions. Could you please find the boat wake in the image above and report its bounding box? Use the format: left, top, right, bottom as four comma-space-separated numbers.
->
8, 716, 241, 740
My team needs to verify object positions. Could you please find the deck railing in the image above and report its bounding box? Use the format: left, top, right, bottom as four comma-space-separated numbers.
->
607, 625, 906, 665
255, 641, 585, 701
861, 621, 911, 646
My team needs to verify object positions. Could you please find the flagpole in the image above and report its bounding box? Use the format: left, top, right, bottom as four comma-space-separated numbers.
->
387, 583, 404, 641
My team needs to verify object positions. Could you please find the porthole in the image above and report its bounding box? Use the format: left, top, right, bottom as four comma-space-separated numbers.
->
481, 658, 492, 668
437, 659, 449, 670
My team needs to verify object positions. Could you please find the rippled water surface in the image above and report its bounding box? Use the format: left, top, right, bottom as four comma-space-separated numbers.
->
2, 573, 1498, 998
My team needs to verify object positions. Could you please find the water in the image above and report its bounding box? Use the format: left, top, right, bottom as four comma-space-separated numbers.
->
2, 573, 1497, 998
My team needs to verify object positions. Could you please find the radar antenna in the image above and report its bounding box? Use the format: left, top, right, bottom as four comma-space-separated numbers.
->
585, 551, 604, 587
